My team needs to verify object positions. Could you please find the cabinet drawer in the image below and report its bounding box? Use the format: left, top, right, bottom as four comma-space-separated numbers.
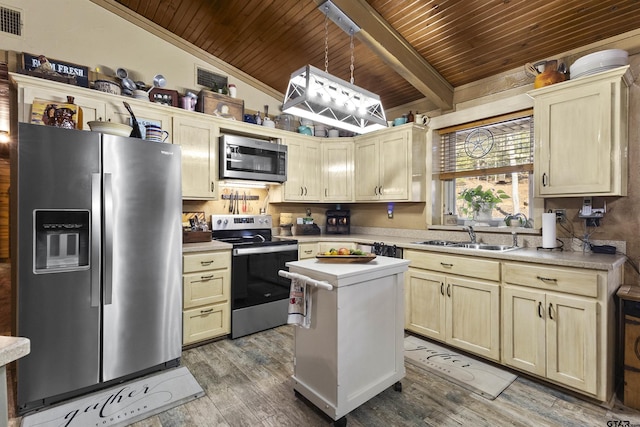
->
183, 303, 229, 345
404, 249, 500, 282
298, 242, 317, 259
502, 262, 598, 297
183, 270, 230, 309
183, 251, 231, 273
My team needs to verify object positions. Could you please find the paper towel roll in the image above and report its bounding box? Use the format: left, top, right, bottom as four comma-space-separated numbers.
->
542, 212, 557, 248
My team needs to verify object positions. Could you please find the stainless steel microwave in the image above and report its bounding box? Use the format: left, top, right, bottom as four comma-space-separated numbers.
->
219, 134, 287, 183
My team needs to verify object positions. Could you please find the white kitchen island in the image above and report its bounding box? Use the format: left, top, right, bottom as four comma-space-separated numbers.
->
285, 256, 410, 426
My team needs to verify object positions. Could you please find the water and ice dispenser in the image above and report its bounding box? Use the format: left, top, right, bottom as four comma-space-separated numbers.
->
33, 210, 90, 273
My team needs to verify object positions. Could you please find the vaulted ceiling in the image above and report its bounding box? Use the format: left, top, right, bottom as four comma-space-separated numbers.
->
112, 0, 640, 110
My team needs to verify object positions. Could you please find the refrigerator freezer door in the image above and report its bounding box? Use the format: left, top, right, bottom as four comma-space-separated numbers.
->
16, 124, 101, 408
101, 136, 182, 381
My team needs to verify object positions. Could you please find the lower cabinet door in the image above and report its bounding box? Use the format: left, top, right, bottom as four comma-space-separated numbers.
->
183, 303, 230, 345
502, 285, 546, 376
446, 276, 500, 361
405, 269, 446, 341
546, 293, 597, 394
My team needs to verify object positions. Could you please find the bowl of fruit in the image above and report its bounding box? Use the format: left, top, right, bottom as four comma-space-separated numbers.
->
316, 247, 376, 263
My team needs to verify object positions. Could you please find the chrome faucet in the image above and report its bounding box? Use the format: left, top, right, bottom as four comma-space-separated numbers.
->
465, 226, 476, 243
512, 231, 519, 247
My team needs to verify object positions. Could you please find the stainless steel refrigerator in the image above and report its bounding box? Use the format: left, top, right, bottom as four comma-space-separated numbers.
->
13, 123, 183, 414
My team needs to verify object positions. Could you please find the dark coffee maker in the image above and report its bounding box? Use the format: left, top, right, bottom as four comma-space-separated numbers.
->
325, 209, 350, 234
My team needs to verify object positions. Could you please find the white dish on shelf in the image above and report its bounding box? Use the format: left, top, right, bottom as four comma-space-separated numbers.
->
87, 121, 133, 137
570, 49, 628, 78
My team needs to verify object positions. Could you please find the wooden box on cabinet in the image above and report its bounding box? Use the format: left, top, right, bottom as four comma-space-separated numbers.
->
197, 89, 244, 121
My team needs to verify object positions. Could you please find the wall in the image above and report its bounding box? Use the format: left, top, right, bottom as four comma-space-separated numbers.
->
2, 1, 639, 283
0, 0, 282, 114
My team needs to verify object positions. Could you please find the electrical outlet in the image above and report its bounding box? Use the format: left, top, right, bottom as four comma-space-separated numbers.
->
554, 209, 566, 223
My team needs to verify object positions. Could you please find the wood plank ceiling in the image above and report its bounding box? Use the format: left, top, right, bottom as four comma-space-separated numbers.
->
114, 0, 640, 110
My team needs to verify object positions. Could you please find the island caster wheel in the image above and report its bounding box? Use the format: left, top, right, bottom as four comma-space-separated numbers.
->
393, 381, 402, 392
333, 416, 347, 427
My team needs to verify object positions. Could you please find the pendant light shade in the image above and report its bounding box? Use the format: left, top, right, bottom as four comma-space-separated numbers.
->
282, 1, 386, 135
283, 65, 386, 134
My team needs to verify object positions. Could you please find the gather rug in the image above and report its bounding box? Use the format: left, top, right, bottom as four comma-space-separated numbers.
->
404, 335, 517, 400
21, 366, 204, 427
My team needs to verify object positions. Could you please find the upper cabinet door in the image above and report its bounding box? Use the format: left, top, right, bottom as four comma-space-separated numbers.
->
282, 136, 321, 201
322, 141, 354, 202
354, 136, 380, 201
531, 66, 630, 197
379, 130, 409, 200
172, 115, 219, 200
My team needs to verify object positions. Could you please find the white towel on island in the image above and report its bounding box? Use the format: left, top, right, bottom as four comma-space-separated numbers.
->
287, 276, 312, 328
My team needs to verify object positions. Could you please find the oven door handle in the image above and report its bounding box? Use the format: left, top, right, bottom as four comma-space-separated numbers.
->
233, 244, 299, 256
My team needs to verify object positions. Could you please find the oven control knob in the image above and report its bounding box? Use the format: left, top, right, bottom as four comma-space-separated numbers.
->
216, 219, 222, 225
223, 219, 228, 225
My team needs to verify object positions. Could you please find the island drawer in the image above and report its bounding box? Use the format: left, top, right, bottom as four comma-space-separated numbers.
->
404, 249, 500, 281
502, 262, 598, 297
183, 251, 231, 273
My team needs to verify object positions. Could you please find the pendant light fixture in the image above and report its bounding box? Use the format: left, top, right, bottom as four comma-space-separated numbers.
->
282, 0, 386, 135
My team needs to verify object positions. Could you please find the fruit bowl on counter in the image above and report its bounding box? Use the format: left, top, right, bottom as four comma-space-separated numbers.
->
316, 247, 376, 263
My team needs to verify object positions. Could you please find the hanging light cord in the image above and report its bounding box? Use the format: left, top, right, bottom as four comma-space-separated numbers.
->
324, 9, 330, 73
349, 28, 355, 84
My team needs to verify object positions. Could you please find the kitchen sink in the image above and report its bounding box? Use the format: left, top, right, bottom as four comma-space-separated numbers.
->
411, 240, 459, 246
412, 241, 520, 252
450, 243, 520, 252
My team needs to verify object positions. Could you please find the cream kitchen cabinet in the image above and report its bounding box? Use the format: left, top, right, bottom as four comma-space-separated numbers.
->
529, 65, 631, 197
283, 136, 322, 201
172, 115, 219, 199
105, 100, 174, 142
298, 242, 318, 260
404, 249, 500, 361
354, 125, 426, 201
321, 140, 354, 202
501, 261, 614, 400
182, 250, 231, 346
12, 73, 107, 129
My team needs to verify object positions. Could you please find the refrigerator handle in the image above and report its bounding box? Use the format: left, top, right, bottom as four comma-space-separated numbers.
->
91, 173, 101, 307
104, 173, 114, 305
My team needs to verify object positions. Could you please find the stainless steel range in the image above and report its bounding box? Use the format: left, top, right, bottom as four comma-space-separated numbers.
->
211, 214, 298, 338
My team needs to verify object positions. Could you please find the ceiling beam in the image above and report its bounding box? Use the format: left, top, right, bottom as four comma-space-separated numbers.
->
318, 0, 453, 110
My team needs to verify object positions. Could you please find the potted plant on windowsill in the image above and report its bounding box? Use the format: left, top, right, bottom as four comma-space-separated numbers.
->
458, 185, 510, 222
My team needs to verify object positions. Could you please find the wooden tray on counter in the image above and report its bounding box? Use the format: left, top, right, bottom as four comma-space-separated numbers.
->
315, 253, 376, 263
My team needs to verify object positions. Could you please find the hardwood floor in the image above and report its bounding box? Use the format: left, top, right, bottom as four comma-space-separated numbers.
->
150, 326, 640, 426
9, 325, 640, 426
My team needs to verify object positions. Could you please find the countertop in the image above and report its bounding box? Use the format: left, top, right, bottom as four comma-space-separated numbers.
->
0, 336, 30, 367
287, 256, 410, 287
182, 232, 626, 271
182, 240, 232, 253
284, 233, 626, 271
